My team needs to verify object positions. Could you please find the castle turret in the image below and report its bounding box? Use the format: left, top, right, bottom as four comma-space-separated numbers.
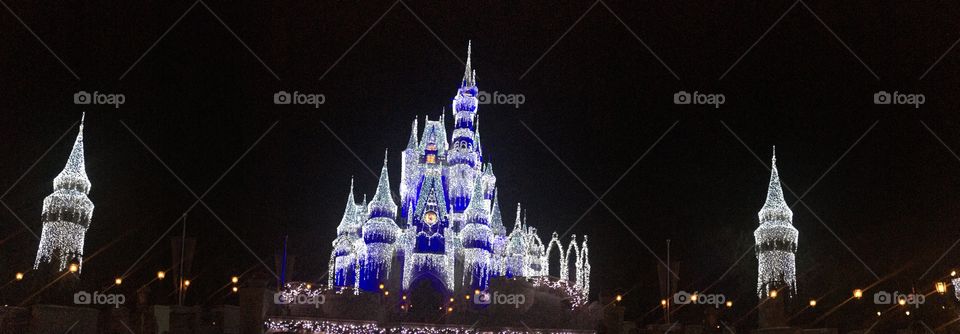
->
360, 152, 400, 291
462, 179, 493, 290
754, 147, 799, 297
331, 179, 362, 287
35, 114, 94, 272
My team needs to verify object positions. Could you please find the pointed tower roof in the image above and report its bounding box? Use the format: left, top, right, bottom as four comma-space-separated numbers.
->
406, 117, 419, 150
758, 146, 793, 224
54, 113, 91, 194
337, 178, 359, 235
511, 203, 523, 232
466, 176, 487, 216
461, 41, 476, 88
490, 193, 506, 236
368, 150, 398, 219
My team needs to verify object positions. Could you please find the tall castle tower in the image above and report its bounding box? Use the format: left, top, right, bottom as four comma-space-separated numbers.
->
446, 42, 482, 232
754, 147, 799, 297
35, 114, 94, 272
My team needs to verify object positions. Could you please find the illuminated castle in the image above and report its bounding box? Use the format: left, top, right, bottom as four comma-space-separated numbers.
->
326, 43, 589, 300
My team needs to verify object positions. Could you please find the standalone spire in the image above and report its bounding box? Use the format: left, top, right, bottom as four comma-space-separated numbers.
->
54, 113, 91, 193
759, 146, 792, 224
406, 117, 419, 150
461, 41, 475, 88
36, 113, 95, 272
754, 146, 799, 297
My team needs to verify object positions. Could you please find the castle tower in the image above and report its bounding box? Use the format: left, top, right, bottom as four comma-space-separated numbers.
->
446, 42, 482, 231
330, 179, 362, 288
359, 152, 400, 291
35, 114, 94, 272
754, 147, 799, 298
462, 179, 493, 290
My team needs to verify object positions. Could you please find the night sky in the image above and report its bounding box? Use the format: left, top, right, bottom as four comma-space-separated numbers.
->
1, 0, 960, 325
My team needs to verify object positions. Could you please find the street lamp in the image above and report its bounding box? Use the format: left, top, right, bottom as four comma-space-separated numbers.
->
853, 289, 863, 299
114, 278, 123, 285
937, 282, 947, 294
157, 271, 166, 280
68, 264, 79, 273
14, 273, 23, 281
809, 299, 817, 307
725, 301, 733, 308
231, 276, 239, 284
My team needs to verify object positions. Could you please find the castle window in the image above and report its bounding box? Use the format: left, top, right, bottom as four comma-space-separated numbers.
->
426, 154, 436, 164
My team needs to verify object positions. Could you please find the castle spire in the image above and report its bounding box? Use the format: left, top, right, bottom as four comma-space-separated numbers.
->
466, 176, 487, 214
512, 203, 523, 232
368, 150, 397, 219
490, 193, 506, 236
462, 41, 475, 88
406, 117, 419, 150
336, 178, 358, 235
759, 146, 792, 224
54, 112, 90, 193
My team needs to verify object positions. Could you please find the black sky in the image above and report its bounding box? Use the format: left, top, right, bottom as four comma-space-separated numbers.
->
1, 0, 960, 326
